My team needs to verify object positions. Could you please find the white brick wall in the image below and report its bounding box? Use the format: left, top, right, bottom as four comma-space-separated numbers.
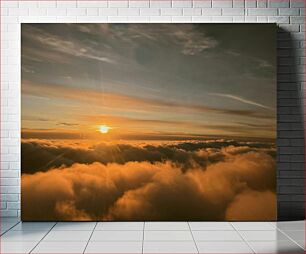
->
0, 0, 305, 218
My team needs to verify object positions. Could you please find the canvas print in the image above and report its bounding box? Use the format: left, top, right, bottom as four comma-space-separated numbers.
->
21, 24, 276, 221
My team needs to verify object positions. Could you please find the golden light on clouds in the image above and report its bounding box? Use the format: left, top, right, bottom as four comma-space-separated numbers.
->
99, 125, 111, 134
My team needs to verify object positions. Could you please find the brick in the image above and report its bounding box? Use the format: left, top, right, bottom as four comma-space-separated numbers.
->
47, 8, 67, 16
150, 0, 171, 7
279, 171, 305, 178
279, 8, 300, 15
1, 186, 20, 194
0, 178, 19, 186
129, 0, 149, 7
257, 17, 268, 23
278, 179, 305, 186
77, 1, 107, 7
0, 202, 7, 210
108, 0, 128, 7
99, 8, 118, 16
268, 0, 290, 8
172, 16, 192, 22
140, 8, 160, 16
245, 0, 256, 7
127, 16, 149, 22
1, 1, 18, 8
7, 202, 20, 210
0, 171, 19, 178
38, 1, 56, 8
290, 162, 305, 170
233, 0, 244, 7
257, 0, 267, 8
192, 16, 212, 22
277, 139, 291, 146
183, 8, 202, 16
57, 1, 77, 8
193, 0, 211, 7
279, 147, 304, 154
161, 8, 183, 16
212, 16, 233, 22
290, 0, 305, 7
149, 16, 172, 22
212, 0, 233, 7
233, 16, 245, 22
8, 8, 29, 16
279, 186, 304, 194
290, 16, 305, 24
118, 8, 140, 16
1, 210, 18, 217
278, 195, 305, 202
222, 8, 245, 15
291, 139, 305, 146
172, 0, 192, 7
29, 8, 48, 16
86, 8, 99, 16
278, 24, 300, 32
0, 194, 18, 202
202, 8, 222, 15
67, 8, 87, 16
268, 16, 290, 23
247, 8, 278, 15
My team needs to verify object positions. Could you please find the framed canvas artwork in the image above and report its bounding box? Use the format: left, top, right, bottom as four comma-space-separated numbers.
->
21, 24, 277, 221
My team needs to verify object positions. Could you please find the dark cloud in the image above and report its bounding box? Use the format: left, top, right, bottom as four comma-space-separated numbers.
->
21, 139, 276, 221
21, 139, 276, 174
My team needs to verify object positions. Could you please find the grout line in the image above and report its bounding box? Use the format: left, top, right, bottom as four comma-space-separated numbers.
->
29, 222, 57, 254
0, 220, 20, 236
83, 222, 97, 254
229, 222, 256, 254
187, 222, 200, 254
276, 227, 305, 251
141, 222, 145, 254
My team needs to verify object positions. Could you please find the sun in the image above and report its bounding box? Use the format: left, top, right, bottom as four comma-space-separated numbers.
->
99, 125, 111, 134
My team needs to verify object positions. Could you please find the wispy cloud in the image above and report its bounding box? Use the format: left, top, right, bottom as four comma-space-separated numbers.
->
22, 25, 115, 65
210, 93, 273, 110
23, 81, 273, 120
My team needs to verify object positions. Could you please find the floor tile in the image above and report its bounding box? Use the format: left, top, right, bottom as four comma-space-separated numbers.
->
1, 241, 37, 253
52, 222, 96, 231
85, 241, 142, 253
249, 240, 304, 253
197, 241, 253, 253
145, 230, 193, 241
282, 230, 305, 241
12, 222, 55, 231
90, 230, 143, 241
145, 222, 189, 230
42, 230, 92, 242
239, 230, 291, 241
32, 241, 87, 253
282, 230, 305, 249
231, 222, 275, 231
192, 230, 242, 241
96, 222, 144, 231
0, 230, 47, 242
189, 222, 234, 231
143, 241, 198, 253
1, 221, 21, 233
276, 221, 305, 231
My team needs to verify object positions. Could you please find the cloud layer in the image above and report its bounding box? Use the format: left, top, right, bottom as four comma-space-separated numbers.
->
22, 139, 276, 221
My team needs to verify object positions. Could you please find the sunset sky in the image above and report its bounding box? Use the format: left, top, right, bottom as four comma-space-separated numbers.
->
21, 24, 277, 221
22, 24, 276, 141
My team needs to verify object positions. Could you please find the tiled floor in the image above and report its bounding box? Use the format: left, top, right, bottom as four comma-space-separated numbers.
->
0, 218, 304, 253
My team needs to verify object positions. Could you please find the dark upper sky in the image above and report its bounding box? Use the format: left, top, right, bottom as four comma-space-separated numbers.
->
21, 24, 276, 140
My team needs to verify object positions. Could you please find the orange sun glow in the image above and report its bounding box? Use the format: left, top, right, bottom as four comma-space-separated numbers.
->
99, 125, 111, 134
